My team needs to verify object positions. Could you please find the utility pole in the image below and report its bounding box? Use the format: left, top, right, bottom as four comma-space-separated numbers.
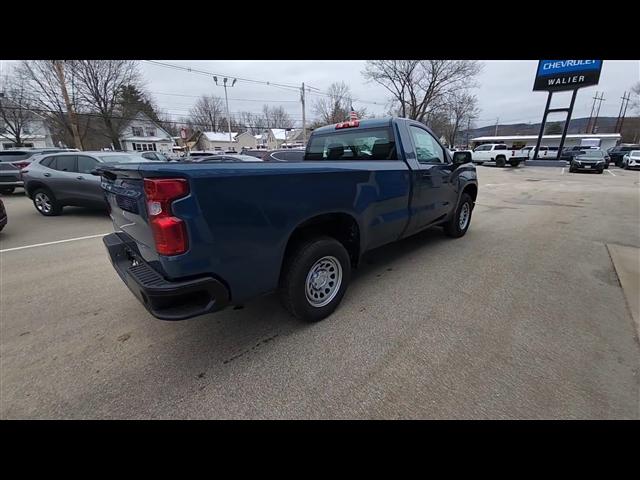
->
301, 82, 306, 145
465, 117, 471, 148
585, 91, 598, 133
214, 76, 236, 145
615, 92, 631, 134
53, 60, 83, 151
494, 117, 499, 136
591, 92, 605, 134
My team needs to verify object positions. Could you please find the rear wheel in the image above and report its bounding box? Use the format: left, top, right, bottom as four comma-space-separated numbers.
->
509, 160, 520, 167
0, 187, 15, 195
280, 236, 351, 322
33, 188, 62, 216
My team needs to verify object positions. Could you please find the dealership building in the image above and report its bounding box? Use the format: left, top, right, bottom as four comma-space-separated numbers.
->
470, 133, 621, 151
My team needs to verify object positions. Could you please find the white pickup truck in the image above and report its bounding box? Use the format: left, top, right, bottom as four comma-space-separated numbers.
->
471, 144, 528, 167
520, 145, 559, 159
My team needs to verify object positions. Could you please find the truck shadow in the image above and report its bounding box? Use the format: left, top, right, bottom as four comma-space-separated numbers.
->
144, 226, 448, 371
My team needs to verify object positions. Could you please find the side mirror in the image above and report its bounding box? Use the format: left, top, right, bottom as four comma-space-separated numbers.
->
452, 151, 471, 166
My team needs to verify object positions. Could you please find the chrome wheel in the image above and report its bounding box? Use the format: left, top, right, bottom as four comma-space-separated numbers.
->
459, 202, 470, 230
35, 192, 52, 214
305, 256, 342, 308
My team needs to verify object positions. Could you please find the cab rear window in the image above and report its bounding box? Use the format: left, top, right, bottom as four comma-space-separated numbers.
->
306, 127, 396, 161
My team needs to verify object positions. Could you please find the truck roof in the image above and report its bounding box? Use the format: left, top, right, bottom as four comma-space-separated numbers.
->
311, 117, 394, 134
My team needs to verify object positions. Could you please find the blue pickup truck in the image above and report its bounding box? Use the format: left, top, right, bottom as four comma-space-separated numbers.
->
99, 117, 478, 322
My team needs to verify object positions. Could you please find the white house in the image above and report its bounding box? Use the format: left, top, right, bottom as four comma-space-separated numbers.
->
261, 128, 307, 150
196, 131, 257, 152
119, 112, 173, 153
0, 118, 54, 150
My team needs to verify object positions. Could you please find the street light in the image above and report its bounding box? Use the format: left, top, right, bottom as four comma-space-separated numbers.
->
214, 76, 237, 144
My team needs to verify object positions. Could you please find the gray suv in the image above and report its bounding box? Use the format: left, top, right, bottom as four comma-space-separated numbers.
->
22, 151, 149, 216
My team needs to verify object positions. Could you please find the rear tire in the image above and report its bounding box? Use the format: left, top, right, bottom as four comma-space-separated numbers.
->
509, 160, 520, 167
33, 188, 62, 216
0, 187, 15, 195
279, 236, 351, 322
444, 193, 473, 238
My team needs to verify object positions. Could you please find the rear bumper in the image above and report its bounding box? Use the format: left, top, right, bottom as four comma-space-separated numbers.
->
0, 180, 23, 187
103, 232, 230, 320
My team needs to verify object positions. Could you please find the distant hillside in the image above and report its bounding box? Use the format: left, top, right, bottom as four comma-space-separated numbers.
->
460, 116, 640, 144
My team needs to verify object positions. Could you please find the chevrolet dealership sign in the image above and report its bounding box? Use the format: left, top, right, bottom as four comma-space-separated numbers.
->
533, 60, 603, 91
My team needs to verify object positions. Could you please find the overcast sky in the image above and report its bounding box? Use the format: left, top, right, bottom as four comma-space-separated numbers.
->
2, 60, 638, 129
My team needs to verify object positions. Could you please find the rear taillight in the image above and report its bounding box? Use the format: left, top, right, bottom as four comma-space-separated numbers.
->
335, 120, 359, 129
144, 178, 189, 256
13, 161, 30, 170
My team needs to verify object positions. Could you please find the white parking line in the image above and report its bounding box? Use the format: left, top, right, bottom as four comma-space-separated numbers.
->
561, 168, 565, 175
606, 170, 616, 176
0, 233, 109, 253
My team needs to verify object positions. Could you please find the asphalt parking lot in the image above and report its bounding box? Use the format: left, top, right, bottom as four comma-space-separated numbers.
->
1, 165, 639, 419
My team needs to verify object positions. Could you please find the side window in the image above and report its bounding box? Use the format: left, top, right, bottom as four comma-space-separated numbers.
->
53, 155, 76, 172
41, 156, 54, 167
494, 144, 507, 150
409, 126, 444, 163
77, 156, 98, 173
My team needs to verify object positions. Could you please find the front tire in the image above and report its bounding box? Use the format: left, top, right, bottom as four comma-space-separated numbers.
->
33, 188, 62, 216
280, 236, 351, 322
495, 156, 506, 167
444, 193, 473, 238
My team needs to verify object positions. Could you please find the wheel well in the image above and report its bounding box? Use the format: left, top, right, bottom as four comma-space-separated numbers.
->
463, 184, 478, 203
281, 213, 361, 272
25, 181, 50, 198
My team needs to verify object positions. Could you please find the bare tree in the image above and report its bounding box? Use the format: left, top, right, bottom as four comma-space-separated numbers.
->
363, 60, 483, 124
443, 91, 480, 146
71, 60, 141, 149
0, 71, 39, 147
16, 60, 87, 149
189, 95, 224, 132
312, 82, 367, 125
631, 81, 640, 114
262, 105, 293, 129
237, 111, 266, 134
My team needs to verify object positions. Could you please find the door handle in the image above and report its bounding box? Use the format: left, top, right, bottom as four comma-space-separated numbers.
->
43, 173, 51, 177
76, 176, 84, 180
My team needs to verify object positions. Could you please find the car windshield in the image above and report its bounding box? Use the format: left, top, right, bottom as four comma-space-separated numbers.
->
580, 150, 604, 158
97, 154, 148, 163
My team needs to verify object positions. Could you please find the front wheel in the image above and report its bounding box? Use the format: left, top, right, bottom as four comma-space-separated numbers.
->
444, 192, 473, 238
495, 156, 506, 167
280, 236, 351, 322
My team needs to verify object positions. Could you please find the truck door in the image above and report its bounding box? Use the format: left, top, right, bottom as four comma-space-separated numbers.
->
406, 124, 457, 229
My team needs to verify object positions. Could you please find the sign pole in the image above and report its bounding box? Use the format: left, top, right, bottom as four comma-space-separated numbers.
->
556, 89, 578, 160
533, 91, 552, 160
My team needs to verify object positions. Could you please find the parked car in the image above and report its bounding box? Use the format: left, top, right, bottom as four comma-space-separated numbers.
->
98, 117, 478, 322
240, 149, 268, 159
608, 145, 640, 167
0, 148, 72, 194
140, 151, 170, 161
560, 146, 610, 168
621, 150, 640, 170
21, 151, 150, 216
568, 149, 606, 173
0, 197, 6, 231
262, 149, 306, 162
471, 144, 527, 166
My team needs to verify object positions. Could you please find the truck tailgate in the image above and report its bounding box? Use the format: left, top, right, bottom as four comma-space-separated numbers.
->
98, 164, 156, 253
